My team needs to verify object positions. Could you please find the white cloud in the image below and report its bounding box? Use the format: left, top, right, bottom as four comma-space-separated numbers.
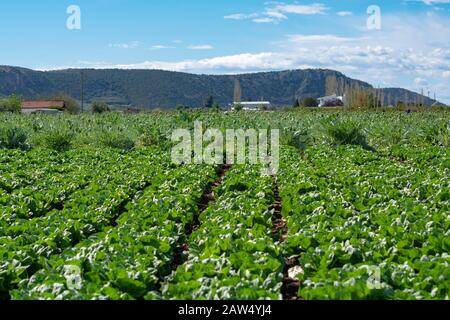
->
422, 0, 450, 4
264, 10, 288, 20
273, 3, 327, 15
109, 41, 141, 49
287, 34, 357, 43
150, 45, 175, 50
224, 2, 327, 24
224, 13, 258, 20
414, 77, 429, 86
187, 44, 214, 50
337, 11, 353, 16
253, 17, 276, 23
75, 52, 292, 72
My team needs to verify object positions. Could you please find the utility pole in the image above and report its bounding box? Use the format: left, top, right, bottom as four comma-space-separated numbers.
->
420, 88, 424, 107
234, 79, 242, 103
81, 70, 84, 113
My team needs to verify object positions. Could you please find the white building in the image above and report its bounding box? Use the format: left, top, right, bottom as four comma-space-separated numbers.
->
317, 94, 345, 107
232, 101, 271, 111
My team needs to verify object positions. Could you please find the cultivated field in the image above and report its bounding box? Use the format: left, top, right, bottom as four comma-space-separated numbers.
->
0, 110, 449, 300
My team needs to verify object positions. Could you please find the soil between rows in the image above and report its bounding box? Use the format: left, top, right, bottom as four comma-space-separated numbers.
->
271, 179, 302, 300
173, 164, 232, 267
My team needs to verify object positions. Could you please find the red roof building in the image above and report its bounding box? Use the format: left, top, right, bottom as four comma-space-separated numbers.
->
21, 100, 65, 114
22, 100, 65, 109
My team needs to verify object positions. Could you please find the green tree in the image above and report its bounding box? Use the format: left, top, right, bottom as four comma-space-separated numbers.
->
204, 96, 214, 108
233, 104, 243, 112
91, 101, 110, 114
0, 94, 22, 113
301, 97, 318, 108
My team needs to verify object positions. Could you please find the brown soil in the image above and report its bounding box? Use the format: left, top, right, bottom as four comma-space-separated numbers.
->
271, 180, 303, 300
173, 164, 232, 266
281, 257, 303, 300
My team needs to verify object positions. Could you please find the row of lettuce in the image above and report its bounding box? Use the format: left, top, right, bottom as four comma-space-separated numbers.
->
10, 164, 286, 300
1, 146, 218, 299
162, 165, 283, 300
0, 148, 139, 221
11, 162, 217, 299
278, 145, 449, 299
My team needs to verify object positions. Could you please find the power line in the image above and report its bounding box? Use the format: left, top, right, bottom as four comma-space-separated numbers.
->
81, 70, 84, 113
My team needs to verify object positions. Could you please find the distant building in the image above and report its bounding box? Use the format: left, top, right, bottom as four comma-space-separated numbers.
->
124, 107, 142, 114
232, 101, 271, 111
317, 94, 345, 107
22, 100, 65, 114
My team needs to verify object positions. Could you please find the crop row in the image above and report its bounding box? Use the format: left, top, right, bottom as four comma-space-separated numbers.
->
279, 145, 449, 299
0, 147, 183, 299
0, 148, 140, 221
0, 148, 94, 192
162, 165, 284, 300
385, 144, 450, 171
11, 163, 218, 300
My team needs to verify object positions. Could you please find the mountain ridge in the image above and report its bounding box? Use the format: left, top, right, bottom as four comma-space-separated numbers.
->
0, 65, 442, 108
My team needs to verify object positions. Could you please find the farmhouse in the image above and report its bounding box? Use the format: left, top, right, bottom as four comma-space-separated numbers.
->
317, 94, 345, 107
233, 101, 271, 111
21, 100, 65, 114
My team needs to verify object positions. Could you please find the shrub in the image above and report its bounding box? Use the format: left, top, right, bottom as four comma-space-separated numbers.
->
233, 104, 243, 112
324, 119, 371, 149
282, 129, 310, 151
138, 127, 168, 148
101, 132, 135, 151
422, 121, 450, 147
212, 103, 221, 112
41, 129, 74, 152
91, 101, 110, 114
301, 97, 319, 108
0, 127, 30, 150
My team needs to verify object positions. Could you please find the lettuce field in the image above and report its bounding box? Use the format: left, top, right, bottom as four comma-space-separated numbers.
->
0, 110, 449, 300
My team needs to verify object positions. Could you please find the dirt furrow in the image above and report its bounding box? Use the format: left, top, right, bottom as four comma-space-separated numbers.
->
173, 164, 232, 267
271, 178, 302, 300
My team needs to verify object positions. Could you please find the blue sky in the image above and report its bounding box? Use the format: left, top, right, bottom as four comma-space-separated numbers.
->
1, 0, 450, 102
